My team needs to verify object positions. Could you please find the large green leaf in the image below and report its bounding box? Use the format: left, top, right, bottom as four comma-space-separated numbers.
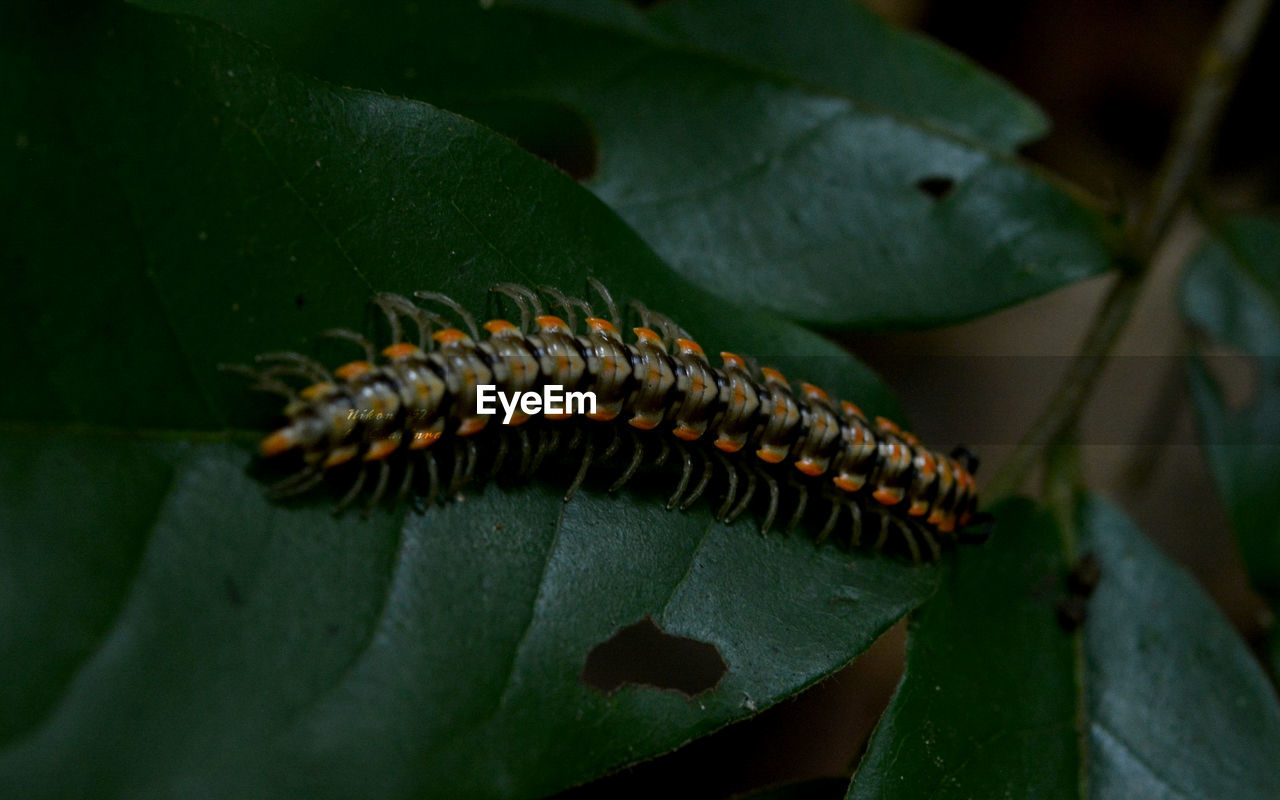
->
130, 0, 1116, 329
1181, 217, 1280, 607
849, 495, 1280, 798
1, 5, 938, 797
1079, 496, 1280, 799
847, 498, 1078, 798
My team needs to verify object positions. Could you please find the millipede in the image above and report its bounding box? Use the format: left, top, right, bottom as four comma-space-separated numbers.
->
225, 281, 984, 561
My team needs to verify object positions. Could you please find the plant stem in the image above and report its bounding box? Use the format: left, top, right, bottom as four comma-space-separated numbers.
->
986, 0, 1273, 500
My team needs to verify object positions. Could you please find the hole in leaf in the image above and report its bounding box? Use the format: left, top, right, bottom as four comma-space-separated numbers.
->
461, 98, 599, 180
582, 616, 727, 697
915, 176, 954, 200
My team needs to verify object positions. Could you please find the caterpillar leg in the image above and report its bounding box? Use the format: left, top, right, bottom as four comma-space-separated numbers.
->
254, 351, 333, 383
918, 524, 942, 561
423, 451, 439, 507
680, 449, 713, 510
725, 466, 758, 524
414, 291, 479, 340
759, 470, 780, 534
319, 328, 376, 363
530, 428, 560, 474
668, 445, 694, 510
363, 460, 391, 516
653, 438, 671, 470
565, 426, 584, 454
817, 502, 841, 543
374, 292, 445, 348
446, 439, 478, 497
629, 301, 690, 347
599, 427, 622, 462
538, 285, 594, 331
785, 476, 809, 534
488, 432, 510, 481
515, 429, 534, 477
268, 466, 324, 498
715, 454, 740, 521
491, 283, 543, 333
897, 520, 922, 563
847, 500, 863, 547
452, 439, 478, 495
395, 459, 416, 504
587, 278, 620, 328
565, 436, 595, 502
218, 363, 298, 401
872, 512, 891, 551
333, 466, 368, 515
609, 432, 644, 493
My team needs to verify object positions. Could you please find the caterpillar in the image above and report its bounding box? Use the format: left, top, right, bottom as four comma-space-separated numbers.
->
226, 281, 982, 561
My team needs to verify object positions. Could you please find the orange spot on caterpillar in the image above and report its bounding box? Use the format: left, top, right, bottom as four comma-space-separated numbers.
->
714, 436, 743, 454
536, 315, 569, 332
323, 445, 359, 468
261, 429, 296, 457
484, 319, 518, 334
300, 383, 334, 401
833, 474, 865, 493
675, 338, 704, 356
586, 317, 618, 334
673, 424, 703, 441
632, 326, 662, 343
409, 430, 442, 450
756, 446, 786, 464
364, 436, 401, 461
873, 487, 904, 506
799, 382, 828, 402
720, 351, 745, 369
382, 342, 421, 360
335, 361, 373, 380
628, 416, 659, 431
433, 328, 467, 345
760, 367, 786, 383
458, 417, 488, 436
795, 458, 824, 477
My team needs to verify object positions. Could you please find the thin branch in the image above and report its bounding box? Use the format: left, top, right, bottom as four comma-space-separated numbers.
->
987, 0, 1273, 500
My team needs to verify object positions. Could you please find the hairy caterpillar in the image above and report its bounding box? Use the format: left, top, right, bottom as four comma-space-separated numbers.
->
227, 282, 982, 561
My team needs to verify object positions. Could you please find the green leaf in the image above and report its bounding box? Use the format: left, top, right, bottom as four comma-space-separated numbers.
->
847, 498, 1079, 798
517, 0, 1050, 150
849, 495, 1280, 798
1078, 495, 1280, 799
129, 0, 1116, 329
1181, 216, 1280, 605
1, 5, 937, 797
